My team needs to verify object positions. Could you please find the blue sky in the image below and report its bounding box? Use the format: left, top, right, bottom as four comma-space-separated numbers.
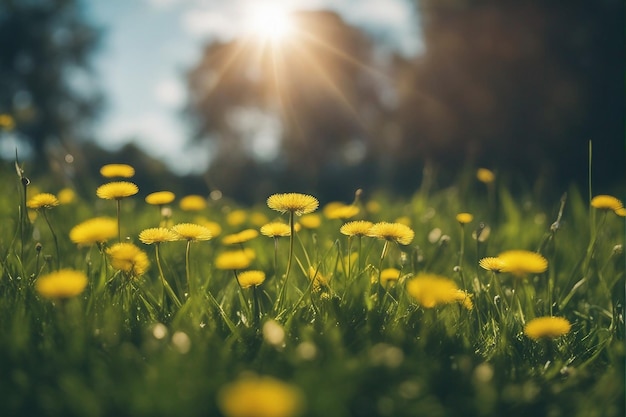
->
87, 0, 422, 174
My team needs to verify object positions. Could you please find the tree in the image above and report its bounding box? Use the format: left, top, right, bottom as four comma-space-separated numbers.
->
185, 11, 389, 200
397, 0, 624, 191
0, 0, 102, 165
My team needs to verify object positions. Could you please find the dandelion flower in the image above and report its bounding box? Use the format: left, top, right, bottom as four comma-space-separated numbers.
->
100, 164, 135, 178
366, 200, 381, 214
145, 191, 175, 206
195, 218, 222, 238
215, 250, 253, 270
456, 213, 473, 225
96, 181, 139, 200
172, 223, 212, 241
35, 269, 88, 299
406, 274, 467, 308
524, 316, 571, 340
615, 207, 626, 217
267, 193, 319, 216
237, 270, 266, 288
139, 227, 178, 244
299, 214, 321, 229
218, 375, 303, 417
57, 188, 76, 205
308, 266, 329, 290
226, 209, 247, 226
260, 222, 291, 237
367, 222, 414, 245
69, 217, 118, 245
106, 243, 150, 277
590, 195, 623, 211
222, 229, 259, 245
395, 216, 411, 226
340, 220, 374, 237
324, 203, 359, 220
498, 250, 548, 277
453, 290, 474, 310
26, 193, 59, 209
479, 257, 505, 273
380, 268, 401, 287
476, 168, 495, 184
179, 195, 207, 211
250, 212, 270, 227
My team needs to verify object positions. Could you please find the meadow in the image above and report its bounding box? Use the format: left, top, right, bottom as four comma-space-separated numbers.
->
0, 160, 623, 417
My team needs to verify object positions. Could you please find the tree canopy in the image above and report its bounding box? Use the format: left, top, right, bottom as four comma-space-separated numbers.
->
0, 0, 101, 162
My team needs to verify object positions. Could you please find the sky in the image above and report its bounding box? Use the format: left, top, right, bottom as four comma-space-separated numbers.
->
86, 0, 422, 175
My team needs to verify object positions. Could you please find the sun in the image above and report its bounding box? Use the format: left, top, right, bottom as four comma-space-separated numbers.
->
246, 3, 294, 42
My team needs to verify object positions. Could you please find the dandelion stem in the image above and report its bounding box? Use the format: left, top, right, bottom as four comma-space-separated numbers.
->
458, 224, 466, 290
41, 210, 60, 270
155, 243, 181, 309
116, 199, 122, 242
184, 239, 194, 299
276, 210, 295, 313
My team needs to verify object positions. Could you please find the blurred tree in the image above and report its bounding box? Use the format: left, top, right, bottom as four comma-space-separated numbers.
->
185, 11, 389, 201
398, 0, 624, 191
0, 0, 102, 165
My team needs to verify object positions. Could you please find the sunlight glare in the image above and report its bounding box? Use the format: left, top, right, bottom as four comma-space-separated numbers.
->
247, 4, 294, 42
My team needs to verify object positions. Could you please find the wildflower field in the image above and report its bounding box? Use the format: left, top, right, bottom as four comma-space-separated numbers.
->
0, 161, 623, 417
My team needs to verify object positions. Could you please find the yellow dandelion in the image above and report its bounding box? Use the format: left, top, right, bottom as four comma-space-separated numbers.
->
260, 222, 291, 237
615, 207, 626, 217
215, 250, 253, 270
26, 193, 59, 209
100, 163, 135, 178
222, 229, 259, 245
406, 274, 466, 308
324, 203, 359, 220
479, 257, 505, 273
35, 269, 88, 299
145, 191, 175, 206
195, 218, 222, 238
138, 227, 178, 244
267, 193, 319, 216
453, 289, 474, 310
308, 266, 329, 290
524, 316, 571, 341
340, 220, 374, 237
367, 222, 415, 245
226, 209, 247, 226
69, 217, 118, 245
237, 270, 266, 288
106, 243, 150, 277
456, 212, 473, 225
366, 200, 381, 214
498, 250, 548, 277
57, 188, 76, 205
299, 214, 321, 229
590, 195, 623, 211
179, 195, 207, 211
394, 216, 411, 226
172, 223, 212, 241
380, 268, 401, 287
250, 212, 270, 227
476, 168, 495, 184
218, 375, 303, 417
96, 181, 138, 200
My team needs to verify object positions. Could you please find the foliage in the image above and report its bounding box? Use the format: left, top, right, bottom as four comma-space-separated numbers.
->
0, 0, 102, 160
0, 161, 623, 417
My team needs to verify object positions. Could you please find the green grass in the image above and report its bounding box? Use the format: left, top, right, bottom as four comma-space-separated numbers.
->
0, 163, 623, 417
